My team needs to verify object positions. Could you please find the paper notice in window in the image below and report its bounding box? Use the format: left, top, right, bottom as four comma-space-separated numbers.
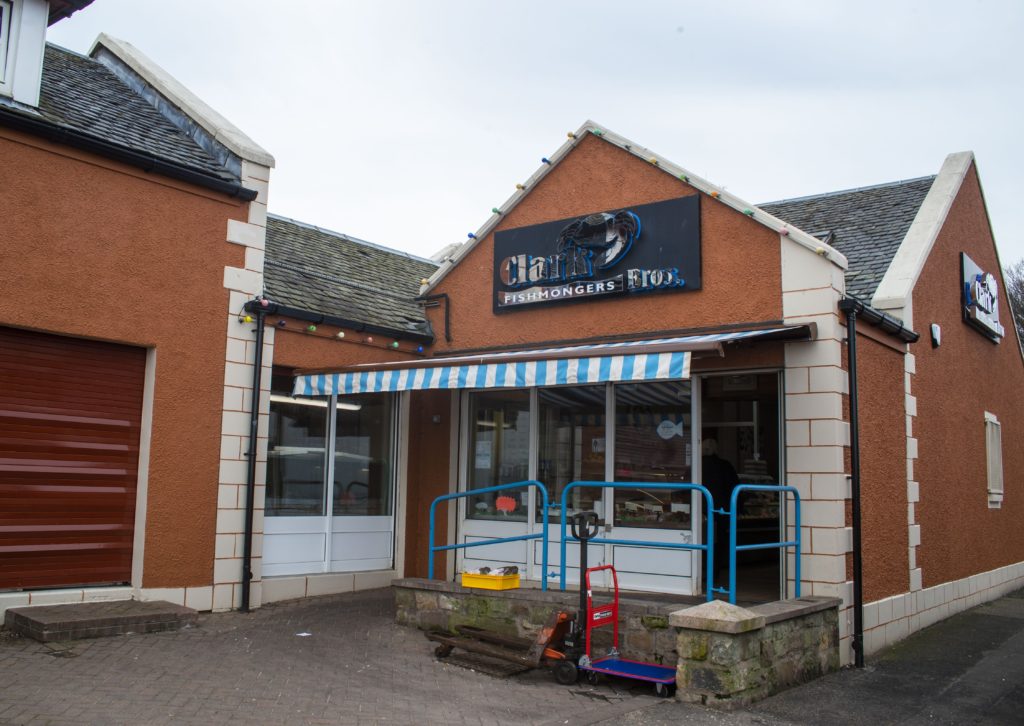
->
475, 441, 492, 469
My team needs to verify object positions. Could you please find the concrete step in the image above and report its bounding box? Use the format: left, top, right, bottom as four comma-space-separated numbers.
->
3, 600, 198, 642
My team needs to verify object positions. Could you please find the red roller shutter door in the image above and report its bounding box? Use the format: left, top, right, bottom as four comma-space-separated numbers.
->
0, 326, 146, 589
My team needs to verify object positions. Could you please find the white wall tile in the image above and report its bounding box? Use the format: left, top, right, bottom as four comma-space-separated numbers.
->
811, 473, 849, 500
306, 573, 355, 597
810, 419, 850, 447
223, 266, 263, 295
214, 558, 241, 585
262, 576, 308, 603
139, 587, 186, 606
786, 420, 810, 446
185, 586, 213, 611
809, 366, 848, 394
787, 445, 845, 473
213, 584, 234, 611
226, 219, 265, 249
784, 369, 811, 401
785, 339, 843, 369
29, 590, 84, 605
785, 392, 843, 420
216, 508, 244, 534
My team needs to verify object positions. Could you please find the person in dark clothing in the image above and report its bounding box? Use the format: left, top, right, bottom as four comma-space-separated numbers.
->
701, 437, 739, 589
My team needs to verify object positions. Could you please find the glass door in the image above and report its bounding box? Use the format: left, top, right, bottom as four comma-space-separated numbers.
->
533, 386, 607, 585
458, 389, 532, 574
264, 369, 398, 577
607, 381, 695, 594
329, 395, 396, 572
263, 390, 330, 577
700, 373, 782, 601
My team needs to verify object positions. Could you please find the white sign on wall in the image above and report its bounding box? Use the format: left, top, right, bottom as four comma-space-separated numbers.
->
961, 252, 1005, 341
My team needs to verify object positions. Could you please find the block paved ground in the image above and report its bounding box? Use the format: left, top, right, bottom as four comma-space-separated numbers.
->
0, 588, 661, 726
3, 586, 1023, 725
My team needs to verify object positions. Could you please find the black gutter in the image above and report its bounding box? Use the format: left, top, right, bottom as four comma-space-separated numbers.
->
838, 297, 920, 343
240, 306, 266, 613
244, 299, 435, 345
414, 293, 452, 343
0, 106, 258, 201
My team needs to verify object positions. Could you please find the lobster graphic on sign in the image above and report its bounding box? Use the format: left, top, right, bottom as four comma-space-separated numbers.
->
556, 210, 641, 271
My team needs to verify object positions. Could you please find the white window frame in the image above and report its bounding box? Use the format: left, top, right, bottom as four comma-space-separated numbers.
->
0, 0, 13, 89
985, 411, 1003, 508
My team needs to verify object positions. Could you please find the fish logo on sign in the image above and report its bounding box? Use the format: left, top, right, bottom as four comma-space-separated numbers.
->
656, 419, 684, 440
556, 211, 641, 271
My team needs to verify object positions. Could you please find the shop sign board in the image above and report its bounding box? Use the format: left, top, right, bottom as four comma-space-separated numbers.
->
961, 252, 1005, 341
492, 196, 701, 312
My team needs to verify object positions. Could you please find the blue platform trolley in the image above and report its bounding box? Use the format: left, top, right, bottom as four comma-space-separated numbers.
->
578, 564, 676, 697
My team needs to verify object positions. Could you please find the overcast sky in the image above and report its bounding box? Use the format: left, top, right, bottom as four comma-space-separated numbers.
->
48, 1, 1024, 268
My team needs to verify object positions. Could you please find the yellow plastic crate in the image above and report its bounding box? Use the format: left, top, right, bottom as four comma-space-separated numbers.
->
461, 572, 520, 590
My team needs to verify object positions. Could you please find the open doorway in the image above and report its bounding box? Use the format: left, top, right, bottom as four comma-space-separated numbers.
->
701, 372, 782, 603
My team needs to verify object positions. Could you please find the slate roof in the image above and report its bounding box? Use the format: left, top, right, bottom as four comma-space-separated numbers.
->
265, 215, 438, 338
33, 44, 235, 182
761, 176, 936, 301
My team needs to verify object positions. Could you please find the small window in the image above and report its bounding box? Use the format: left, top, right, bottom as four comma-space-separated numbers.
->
0, 1, 12, 87
985, 411, 1003, 507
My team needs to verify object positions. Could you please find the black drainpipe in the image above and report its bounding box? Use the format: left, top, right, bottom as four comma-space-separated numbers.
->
415, 293, 452, 343
241, 305, 266, 613
839, 298, 865, 668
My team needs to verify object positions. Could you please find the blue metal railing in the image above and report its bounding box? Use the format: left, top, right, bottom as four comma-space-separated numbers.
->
724, 484, 801, 604
558, 481, 716, 602
427, 480, 550, 591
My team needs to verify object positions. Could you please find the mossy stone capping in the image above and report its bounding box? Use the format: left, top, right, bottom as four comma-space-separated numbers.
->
673, 597, 840, 709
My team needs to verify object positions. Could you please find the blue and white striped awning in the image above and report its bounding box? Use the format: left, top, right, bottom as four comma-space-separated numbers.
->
292, 326, 809, 396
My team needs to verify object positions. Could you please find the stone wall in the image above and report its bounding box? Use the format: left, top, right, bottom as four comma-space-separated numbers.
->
671, 597, 840, 708
394, 578, 682, 666
395, 579, 839, 706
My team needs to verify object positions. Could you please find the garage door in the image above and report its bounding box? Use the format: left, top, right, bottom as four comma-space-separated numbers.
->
0, 326, 146, 589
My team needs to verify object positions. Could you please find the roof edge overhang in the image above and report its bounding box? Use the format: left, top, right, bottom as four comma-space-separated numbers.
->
871, 151, 974, 327
295, 323, 813, 378
0, 103, 258, 200
243, 298, 435, 345
419, 120, 847, 296
89, 33, 275, 169
48, 0, 94, 26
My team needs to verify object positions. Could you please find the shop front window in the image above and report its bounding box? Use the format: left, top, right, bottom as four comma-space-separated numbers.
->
467, 389, 530, 521
267, 394, 328, 516
537, 386, 606, 518
613, 381, 693, 530
332, 395, 394, 517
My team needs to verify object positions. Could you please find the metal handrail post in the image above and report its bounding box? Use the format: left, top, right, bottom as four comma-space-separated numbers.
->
428, 494, 440, 580
539, 484, 549, 591
726, 484, 802, 604
426, 480, 550, 590
559, 481, 715, 601
728, 487, 740, 604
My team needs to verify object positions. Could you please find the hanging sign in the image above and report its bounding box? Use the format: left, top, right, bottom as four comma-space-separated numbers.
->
492, 196, 701, 312
961, 253, 1005, 342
